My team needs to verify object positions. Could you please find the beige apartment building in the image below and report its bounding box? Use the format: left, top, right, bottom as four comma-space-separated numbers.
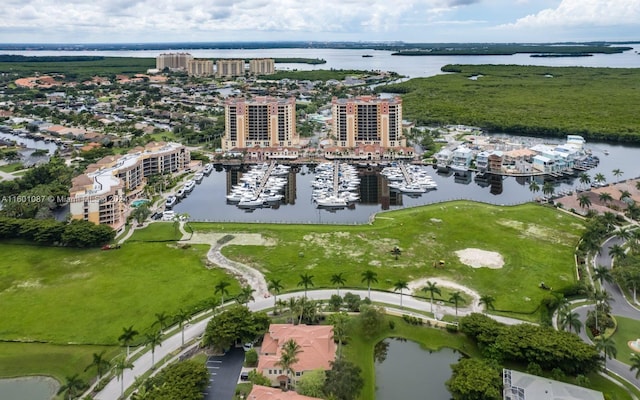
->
222, 96, 298, 150
249, 58, 275, 75
331, 96, 406, 149
216, 59, 245, 78
187, 59, 214, 77
69, 142, 190, 229
156, 53, 194, 70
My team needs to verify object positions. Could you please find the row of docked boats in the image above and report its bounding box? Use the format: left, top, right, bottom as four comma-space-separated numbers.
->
380, 163, 438, 194
225, 162, 289, 209
166, 164, 212, 209
311, 162, 361, 209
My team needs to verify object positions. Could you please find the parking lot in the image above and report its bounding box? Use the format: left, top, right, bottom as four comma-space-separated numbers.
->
203, 347, 245, 400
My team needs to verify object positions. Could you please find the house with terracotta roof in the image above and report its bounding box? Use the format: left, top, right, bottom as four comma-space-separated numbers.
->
248, 385, 322, 400
257, 324, 336, 388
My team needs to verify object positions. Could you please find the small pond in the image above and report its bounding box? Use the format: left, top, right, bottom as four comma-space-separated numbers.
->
374, 338, 462, 400
0, 376, 58, 400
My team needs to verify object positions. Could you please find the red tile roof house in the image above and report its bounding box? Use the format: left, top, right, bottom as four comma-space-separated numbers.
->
248, 385, 322, 400
257, 324, 336, 389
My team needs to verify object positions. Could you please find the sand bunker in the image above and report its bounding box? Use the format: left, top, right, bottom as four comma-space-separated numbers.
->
455, 248, 504, 269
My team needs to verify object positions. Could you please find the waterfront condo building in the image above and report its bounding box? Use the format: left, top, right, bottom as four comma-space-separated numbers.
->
216, 59, 245, 78
331, 96, 406, 149
156, 53, 194, 70
222, 96, 298, 151
249, 58, 275, 75
69, 142, 190, 230
187, 59, 214, 77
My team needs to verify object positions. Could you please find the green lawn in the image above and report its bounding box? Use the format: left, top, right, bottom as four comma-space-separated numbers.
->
0, 163, 24, 173
0, 240, 238, 345
0, 342, 118, 387
208, 201, 583, 321
611, 315, 640, 365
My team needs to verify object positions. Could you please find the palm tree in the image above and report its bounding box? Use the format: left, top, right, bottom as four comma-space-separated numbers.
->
118, 325, 139, 359
594, 173, 606, 186
114, 356, 134, 399
579, 172, 591, 189
394, 280, 409, 307
559, 309, 582, 334
84, 350, 111, 381
288, 297, 302, 323
578, 194, 592, 210
630, 353, 640, 379
174, 309, 190, 347
390, 246, 402, 260
609, 244, 626, 262
328, 312, 349, 358
153, 312, 170, 334
449, 291, 463, 319
214, 279, 231, 306
612, 168, 623, 182
593, 265, 613, 288
479, 294, 496, 313
595, 336, 617, 370
598, 192, 613, 205
145, 330, 163, 369
421, 281, 441, 313
528, 180, 540, 195
330, 272, 347, 296
297, 273, 314, 298
542, 181, 555, 198
361, 270, 378, 299
268, 278, 284, 311
619, 190, 632, 202
236, 285, 255, 305
57, 374, 85, 400
276, 338, 302, 389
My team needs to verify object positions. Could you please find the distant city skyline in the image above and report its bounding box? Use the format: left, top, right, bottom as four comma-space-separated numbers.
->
0, 0, 638, 44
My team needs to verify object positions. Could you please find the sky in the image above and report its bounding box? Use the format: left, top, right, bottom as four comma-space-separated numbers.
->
0, 0, 638, 43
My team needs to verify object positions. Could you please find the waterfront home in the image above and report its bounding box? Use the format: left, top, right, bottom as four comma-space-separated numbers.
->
450, 146, 474, 172
502, 149, 535, 174
532, 154, 556, 174
475, 151, 490, 173
257, 324, 336, 388
434, 148, 453, 171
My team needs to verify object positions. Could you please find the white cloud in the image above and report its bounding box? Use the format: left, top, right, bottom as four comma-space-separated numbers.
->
503, 0, 640, 28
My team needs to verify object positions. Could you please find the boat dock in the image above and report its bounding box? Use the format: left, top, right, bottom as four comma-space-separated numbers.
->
332, 160, 340, 196
255, 161, 277, 196
399, 162, 412, 184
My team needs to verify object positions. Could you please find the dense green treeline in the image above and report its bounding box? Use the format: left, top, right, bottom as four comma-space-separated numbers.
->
0, 57, 155, 76
262, 69, 374, 81
379, 64, 640, 142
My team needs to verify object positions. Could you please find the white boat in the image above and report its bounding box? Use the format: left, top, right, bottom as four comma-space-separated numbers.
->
184, 180, 196, 192
203, 163, 213, 175
165, 195, 177, 209
238, 197, 264, 208
175, 188, 185, 199
194, 172, 204, 183
397, 183, 427, 193
316, 196, 348, 208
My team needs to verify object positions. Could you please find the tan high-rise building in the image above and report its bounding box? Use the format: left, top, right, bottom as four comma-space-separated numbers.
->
187, 59, 214, 77
249, 58, 275, 75
222, 97, 298, 150
331, 96, 406, 148
156, 53, 194, 70
216, 59, 245, 78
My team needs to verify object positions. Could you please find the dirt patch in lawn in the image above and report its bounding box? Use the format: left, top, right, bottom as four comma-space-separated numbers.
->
455, 248, 504, 269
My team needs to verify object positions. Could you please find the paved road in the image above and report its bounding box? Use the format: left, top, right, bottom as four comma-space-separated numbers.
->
93, 288, 522, 399
204, 347, 244, 400
573, 232, 640, 389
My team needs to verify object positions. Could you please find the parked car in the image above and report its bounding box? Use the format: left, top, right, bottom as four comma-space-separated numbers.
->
240, 371, 249, 381
151, 211, 162, 220
243, 343, 253, 352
